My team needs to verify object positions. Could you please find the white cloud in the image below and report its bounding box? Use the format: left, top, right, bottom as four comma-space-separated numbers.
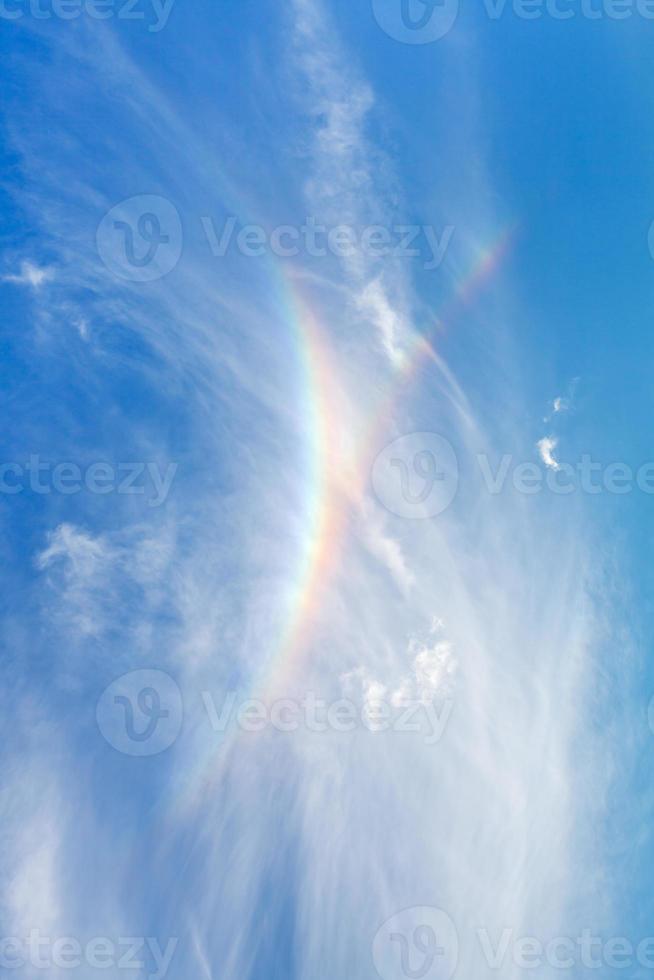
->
36, 524, 119, 638
289, 0, 417, 366
5, 7, 625, 978
360, 505, 415, 595
343, 626, 457, 712
37, 522, 112, 576
537, 435, 560, 470
75, 316, 90, 340
36, 522, 176, 639
411, 638, 456, 703
3, 261, 54, 289
545, 379, 579, 420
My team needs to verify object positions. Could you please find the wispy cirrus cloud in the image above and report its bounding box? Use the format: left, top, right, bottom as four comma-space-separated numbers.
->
0, 4, 628, 979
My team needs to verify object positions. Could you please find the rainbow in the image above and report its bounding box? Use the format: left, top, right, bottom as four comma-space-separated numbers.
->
175, 223, 516, 809
260, 223, 517, 700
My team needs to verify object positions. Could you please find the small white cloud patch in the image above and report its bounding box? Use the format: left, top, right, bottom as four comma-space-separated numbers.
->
3, 261, 54, 289
537, 436, 560, 471
544, 379, 579, 420
341, 623, 456, 711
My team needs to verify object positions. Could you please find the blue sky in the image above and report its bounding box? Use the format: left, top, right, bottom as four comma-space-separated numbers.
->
1, 1, 654, 978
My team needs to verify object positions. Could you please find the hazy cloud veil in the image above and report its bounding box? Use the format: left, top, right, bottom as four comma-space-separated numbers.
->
0, 2, 629, 979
